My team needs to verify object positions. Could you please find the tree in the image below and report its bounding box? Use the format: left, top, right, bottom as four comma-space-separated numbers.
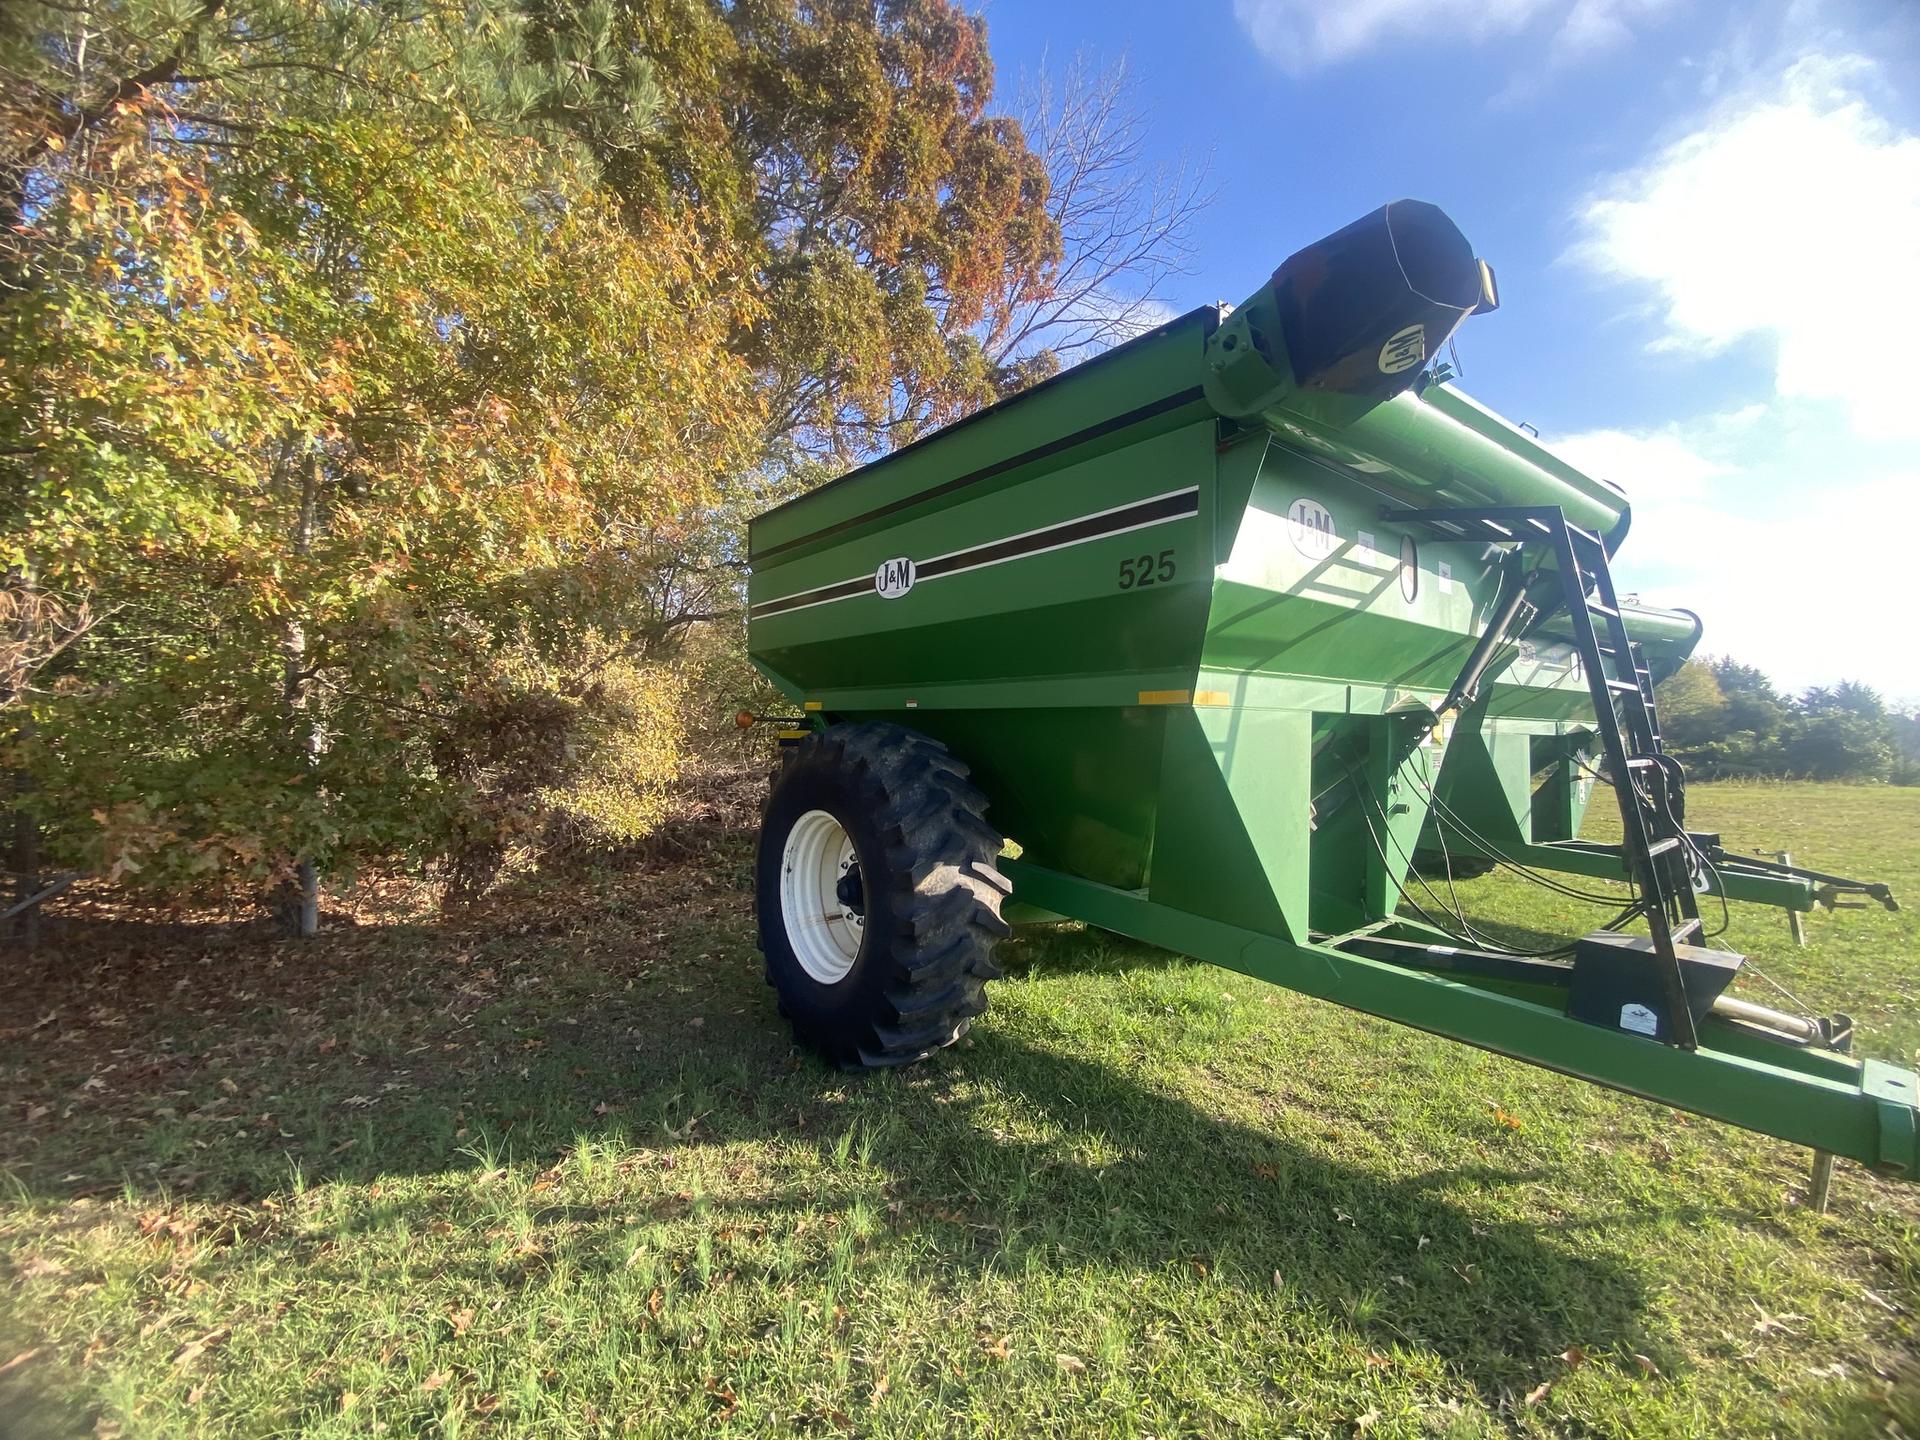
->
1655, 660, 1725, 754
3, 5, 761, 925
984, 54, 1209, 380
517, 0, 1057, 468
1784, 682, 1895, 781
3, 0, 1211, 930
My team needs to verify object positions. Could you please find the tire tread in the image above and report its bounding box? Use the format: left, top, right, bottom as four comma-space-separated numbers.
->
758, 722, 1007, 1069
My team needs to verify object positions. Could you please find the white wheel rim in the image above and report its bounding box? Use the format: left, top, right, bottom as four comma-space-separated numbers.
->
780, 809, 865, 984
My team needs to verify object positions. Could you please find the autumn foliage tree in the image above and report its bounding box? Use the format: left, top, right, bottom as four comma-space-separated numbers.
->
1, 0, 1201, 928
3, 1, 760, 925
527, 0, 1072, 463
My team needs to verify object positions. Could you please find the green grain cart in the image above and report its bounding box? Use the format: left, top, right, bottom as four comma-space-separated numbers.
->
744, 201, 1916, 1190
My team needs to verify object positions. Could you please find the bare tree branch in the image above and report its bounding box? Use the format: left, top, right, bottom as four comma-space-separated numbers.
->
989, 53, 1214, 370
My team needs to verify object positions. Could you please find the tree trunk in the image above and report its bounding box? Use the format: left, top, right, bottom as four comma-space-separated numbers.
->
279, 447, 321, 937
6, 749, 38, 950
5, 566, 40, 950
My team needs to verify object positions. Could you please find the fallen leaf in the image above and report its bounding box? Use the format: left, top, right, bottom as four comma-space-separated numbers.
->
979, 1335, 1010, 1361
1560, 1346, 1588, 1369
448, 1308, 475, 1337
1524, 1380, 1554, 1406
421, 1370, 451, 1392
1055, 1353, 1086, 1373
703, 1377, 737, 1417
1632, 1353, 1662, 1379
172, 1328, 227, 1371
1354, 1406, 1381, 1434
1272, 1269, 1285, 1291
1751, 1303, 1805, 1338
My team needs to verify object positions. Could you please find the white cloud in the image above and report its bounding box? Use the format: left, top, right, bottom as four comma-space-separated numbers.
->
1096, 293, 1183, 341
1232, 0, 1669, 72
1547, 417, 1920, 701
1576, 55, 1920, 438
1544, 425, 1731, 506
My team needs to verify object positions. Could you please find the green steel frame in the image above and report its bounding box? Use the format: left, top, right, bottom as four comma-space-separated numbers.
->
1002, 859, 1920, 1177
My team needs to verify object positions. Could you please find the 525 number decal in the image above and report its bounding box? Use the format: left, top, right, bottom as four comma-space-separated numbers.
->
1117, 549, 1177, 590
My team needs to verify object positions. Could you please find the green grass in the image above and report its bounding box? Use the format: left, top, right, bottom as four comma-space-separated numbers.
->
2, 781, 1918, 1438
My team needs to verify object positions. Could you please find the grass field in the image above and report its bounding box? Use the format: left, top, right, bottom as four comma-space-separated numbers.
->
3, 781, 1918, 1438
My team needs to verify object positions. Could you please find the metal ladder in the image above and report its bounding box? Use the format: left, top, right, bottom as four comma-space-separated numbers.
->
1383, 504, 1705, 1048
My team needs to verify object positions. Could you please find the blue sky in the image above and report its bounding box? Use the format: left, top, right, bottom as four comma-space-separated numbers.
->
983, 0, 1920, 702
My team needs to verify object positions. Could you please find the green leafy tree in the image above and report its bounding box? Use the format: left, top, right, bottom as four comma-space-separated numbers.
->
3, 6, 761, 926
1784, 682, 1895, 782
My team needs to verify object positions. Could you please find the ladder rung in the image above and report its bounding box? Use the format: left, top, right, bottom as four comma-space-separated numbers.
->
1568, 525, 1604, 548
1588, 601, 1620, 618
1644, 837, 1682, 857
1670, 918, 1703, 943
1625, 756, 1660, 769
1605, 679, 1643, 693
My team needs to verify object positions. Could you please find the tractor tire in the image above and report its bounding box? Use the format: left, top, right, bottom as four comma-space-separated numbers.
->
756, 722, 1010, 1069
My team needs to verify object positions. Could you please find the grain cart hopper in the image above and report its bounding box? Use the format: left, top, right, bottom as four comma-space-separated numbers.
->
744, 201, 1920, 1186
1423, 601, 1901, 921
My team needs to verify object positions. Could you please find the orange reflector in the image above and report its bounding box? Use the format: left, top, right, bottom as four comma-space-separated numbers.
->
734, 709, 756, 730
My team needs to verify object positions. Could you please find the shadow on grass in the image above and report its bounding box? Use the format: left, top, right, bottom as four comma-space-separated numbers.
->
1, 888, 1687, 1411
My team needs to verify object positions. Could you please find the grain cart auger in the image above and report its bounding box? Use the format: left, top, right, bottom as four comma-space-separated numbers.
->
1416, 604, 1901, 930
744, 200, 1920, 1191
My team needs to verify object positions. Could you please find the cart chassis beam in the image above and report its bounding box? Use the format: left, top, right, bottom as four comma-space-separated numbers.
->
1441, 835, 1820, 912
1003, 859, 1920, 1178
